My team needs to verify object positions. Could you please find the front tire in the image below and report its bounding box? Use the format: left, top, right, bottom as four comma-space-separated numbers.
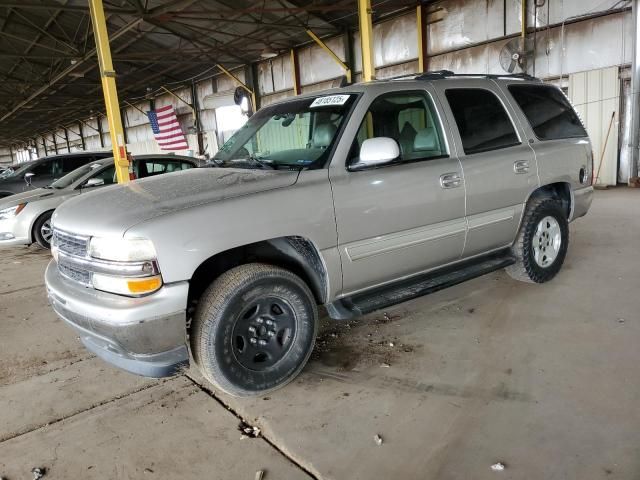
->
191, 263, 318, 397
506, 197, 569, 283
33, 211, 54, 249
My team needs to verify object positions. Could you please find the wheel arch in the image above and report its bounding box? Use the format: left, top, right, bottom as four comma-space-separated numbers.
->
525, 182, 572, 219
30, 208, 55, 243
187, 236, 329, 314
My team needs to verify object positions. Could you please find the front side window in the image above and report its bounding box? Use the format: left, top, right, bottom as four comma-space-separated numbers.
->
213, 94, 357, 170
508, 85, 588, 140
350, 91, 447, 165
445, 88, 520, 155
50, 162, 103, 189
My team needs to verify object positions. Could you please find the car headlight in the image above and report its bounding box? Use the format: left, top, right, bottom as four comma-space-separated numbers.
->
88, 237, 163, 296
89, 237, 157, 262
0, 203, 26, 220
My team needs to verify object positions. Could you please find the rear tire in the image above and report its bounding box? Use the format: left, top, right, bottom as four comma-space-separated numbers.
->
33, 211, 54, 250
191, 263, 318, 397
506, 197, 569, 283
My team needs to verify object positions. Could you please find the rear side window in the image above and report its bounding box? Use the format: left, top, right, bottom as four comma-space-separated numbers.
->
62, 156, 94, 173
508, 85, 587, 140
445, 89, 520, 155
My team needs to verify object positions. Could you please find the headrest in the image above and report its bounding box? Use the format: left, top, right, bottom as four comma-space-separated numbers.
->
414, 128, 438, 151
312, 123, 337, 148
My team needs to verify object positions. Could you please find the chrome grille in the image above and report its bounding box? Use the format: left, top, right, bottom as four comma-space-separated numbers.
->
58, 262, 92, 287
53, 229, 89, 258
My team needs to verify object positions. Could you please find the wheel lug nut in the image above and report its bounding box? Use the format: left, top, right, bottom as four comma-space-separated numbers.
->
258, 339, 267, 346
249, 337, 257, 345
256, 318, 264, 324
265, 319, 273, 326
248, 326, 256, 334
267, 330, 275, 337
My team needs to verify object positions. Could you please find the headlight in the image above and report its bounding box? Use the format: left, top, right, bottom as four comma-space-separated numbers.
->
89, 237, 157, 262
87, 236, 163, 296
0, 203, 26, 220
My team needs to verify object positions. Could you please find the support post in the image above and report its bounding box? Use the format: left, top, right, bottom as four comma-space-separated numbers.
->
42, 137, 48, 156
78, 121, 86, 150
290, 48, 301, 95
521, 0, 527, 39
630, 0, 640, 182
9, 145, 14, 164
64, 127, 71, 152
358, 0, 375, 82
33, 138, 40, 158
417, 4, 428, 73
306, 29, 352, 83
190, 81, 204, 155
88, 0, 130, 184
97, 115, 105, 148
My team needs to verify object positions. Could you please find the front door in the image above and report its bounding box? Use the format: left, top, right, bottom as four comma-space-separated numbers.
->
329, 87, 466, 295
432, 80, 538, 257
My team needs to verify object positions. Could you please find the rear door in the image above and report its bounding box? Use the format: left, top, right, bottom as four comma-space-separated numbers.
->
432, 79, 538, 257
329, 86, 466, 295
505, 83, 591, 195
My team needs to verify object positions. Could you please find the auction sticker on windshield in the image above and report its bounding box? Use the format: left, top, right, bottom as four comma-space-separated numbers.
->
310, 95, 351, 108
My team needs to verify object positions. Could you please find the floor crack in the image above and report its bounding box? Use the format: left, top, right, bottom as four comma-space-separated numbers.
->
184, 374, 320, 480
0, 382, 160, 444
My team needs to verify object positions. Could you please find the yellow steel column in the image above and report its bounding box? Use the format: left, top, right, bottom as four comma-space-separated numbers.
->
358, 0, 375, 82
290, 49, 301, 95
417, 4, 428, 73
88, 0, 129, 184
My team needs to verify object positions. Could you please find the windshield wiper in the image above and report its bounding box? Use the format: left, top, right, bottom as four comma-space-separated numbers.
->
246, 154, 276, 170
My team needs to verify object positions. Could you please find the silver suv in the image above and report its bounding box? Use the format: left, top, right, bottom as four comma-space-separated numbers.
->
45, 72, 593, 396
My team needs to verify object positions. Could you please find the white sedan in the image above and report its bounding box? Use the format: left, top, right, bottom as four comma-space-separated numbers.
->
0, 154, 198, 249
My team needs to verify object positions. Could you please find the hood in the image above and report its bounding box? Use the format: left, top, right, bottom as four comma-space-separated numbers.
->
0, 188, 60, 208
52, 167, 300, 237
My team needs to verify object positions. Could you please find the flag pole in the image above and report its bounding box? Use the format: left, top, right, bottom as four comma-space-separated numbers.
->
88, 0, 130, 184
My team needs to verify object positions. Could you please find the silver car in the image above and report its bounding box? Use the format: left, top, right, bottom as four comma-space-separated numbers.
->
45, 73, 594, 397
0, 154, 199, 249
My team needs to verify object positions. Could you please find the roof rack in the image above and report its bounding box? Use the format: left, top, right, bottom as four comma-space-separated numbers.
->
414, 70, 541, 82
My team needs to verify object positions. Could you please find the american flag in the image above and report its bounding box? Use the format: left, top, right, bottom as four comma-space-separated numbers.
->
147, 105, 189, 151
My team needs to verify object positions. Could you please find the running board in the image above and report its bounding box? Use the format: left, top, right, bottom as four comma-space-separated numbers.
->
326, 252, 515, 320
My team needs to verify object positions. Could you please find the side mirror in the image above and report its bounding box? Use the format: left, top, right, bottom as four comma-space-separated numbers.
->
351, 137, 400, 170
84, 178, 105, 188
24, 172, 35, 186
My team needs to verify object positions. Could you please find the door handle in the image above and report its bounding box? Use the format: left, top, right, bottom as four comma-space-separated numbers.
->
513, 160, 530, 174
439, 172, 462, 189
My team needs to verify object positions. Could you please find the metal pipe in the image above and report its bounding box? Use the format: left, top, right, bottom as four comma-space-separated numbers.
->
631, 0, 640, 181
521, 0, 527, 39
306, 29, 352, 83
358, 0, 375, 82
88, 0, 130, 184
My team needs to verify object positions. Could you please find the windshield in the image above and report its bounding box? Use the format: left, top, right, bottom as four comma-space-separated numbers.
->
5, 161, 35, 178
213, 94, 357, 169
49, 162, 105, 189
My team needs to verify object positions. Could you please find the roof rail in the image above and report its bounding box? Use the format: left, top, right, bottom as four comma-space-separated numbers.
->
414, 71, 541, 82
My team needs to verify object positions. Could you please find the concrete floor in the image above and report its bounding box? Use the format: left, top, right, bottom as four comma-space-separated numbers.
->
1, 188, 639, 480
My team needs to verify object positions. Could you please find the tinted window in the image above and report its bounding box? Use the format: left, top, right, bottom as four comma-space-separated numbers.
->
445, 89, 520, 155
92, 165, 116, 185
508, 85, 588, 140
351, 91, 447, 164
62, 156, 94, 173
31, 161, 53, 176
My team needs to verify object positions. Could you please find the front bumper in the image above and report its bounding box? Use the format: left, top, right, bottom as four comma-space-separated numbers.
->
571, 186, 593, 221
0, 216, 30, 247
45, 260, 190, 378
